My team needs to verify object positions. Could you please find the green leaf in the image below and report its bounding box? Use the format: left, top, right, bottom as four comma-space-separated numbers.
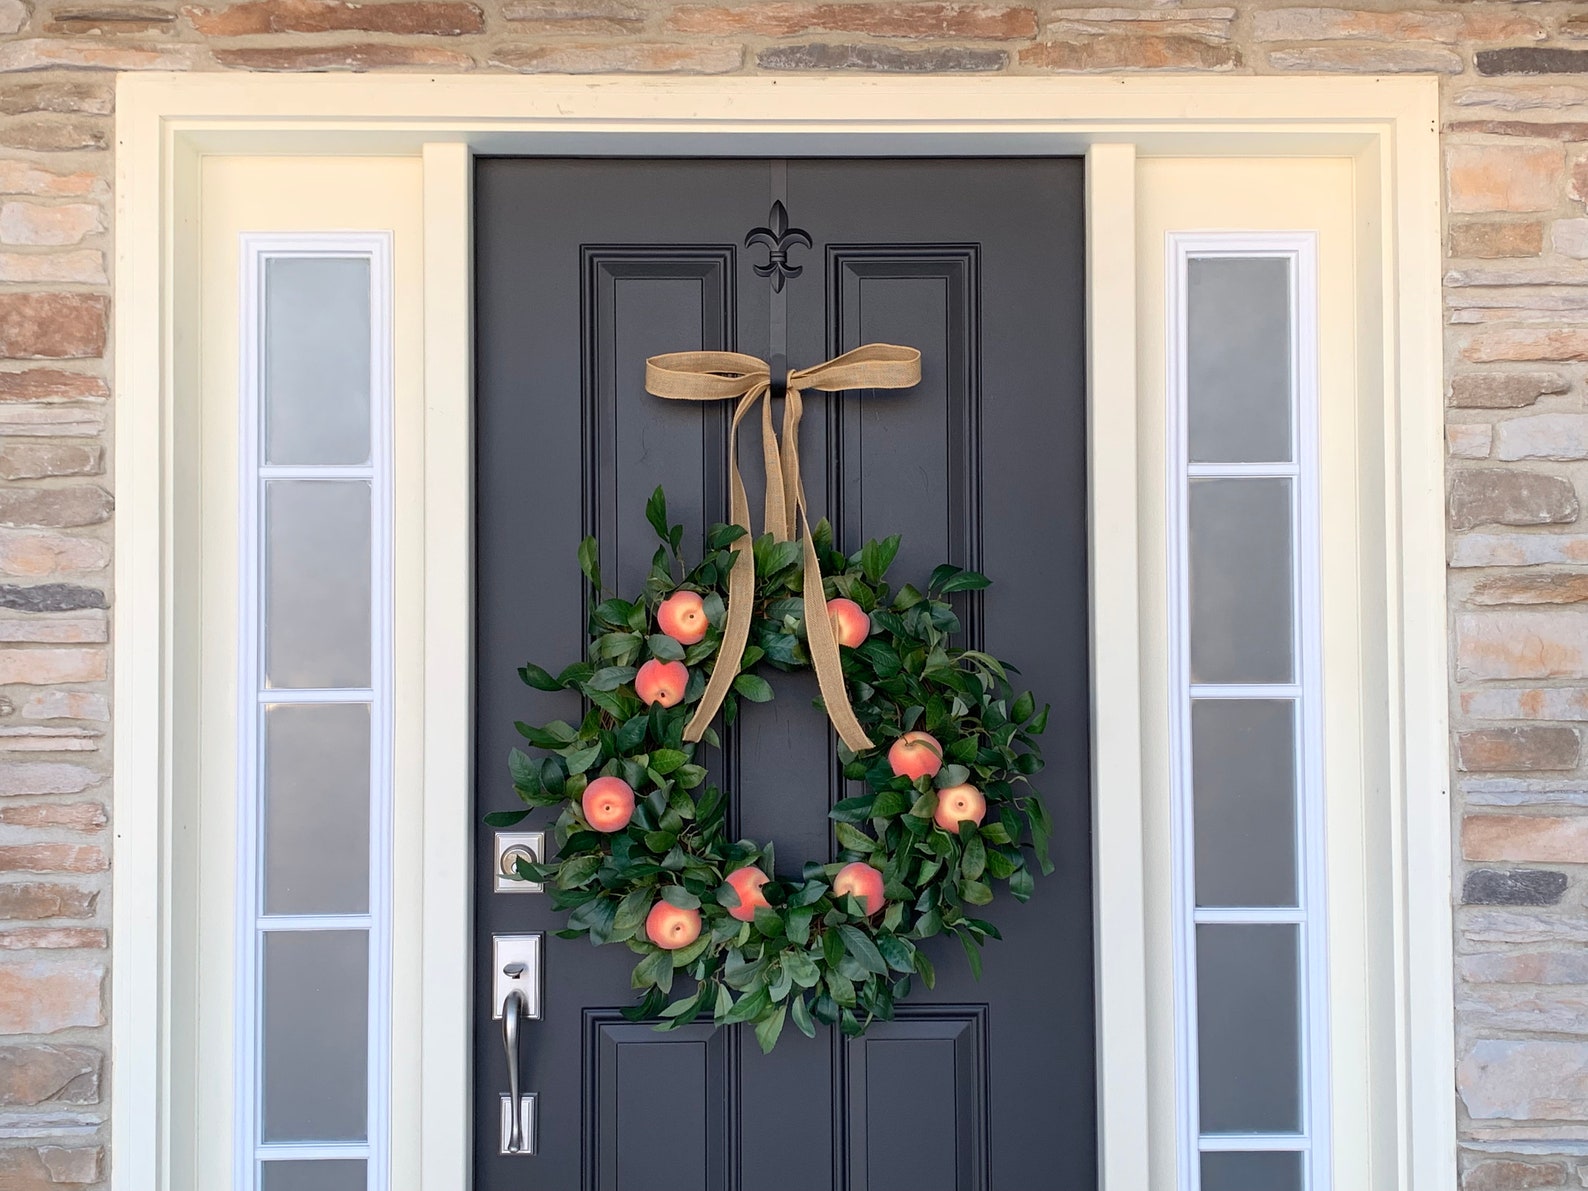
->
1009, 866, 1035, 902
564, 742, 603, 775
860, 535, 902, 584
754, 1005, 788, 1053
934, 764, 970, 789
1011, 690, 1035, 725
567, 895, 617, 943
961, 834, 987, 881
784, 949, 821, 988
615, 714, 649, 754
1026, 795, 1055, 875
634, 948, 672, 994
483, 808, 530, 828
518, 662, 564, 692
721, 986, 772, 1025
790, 992, 816, 1038
838, 925, 889, 976
648, 748, 688, 775
578, 536, 601, 590
586, 666, 636, 692
938, 569, 991, 593
647, 633, 685, 662
1026, 704, 1051, 735
961, 879, 994, 905
834, 822, 876, 853
733, 673, 774, 703
829, 794, 877, 823
958, 931, 983, 980
912, 948, 936, 990
659, 885, 701, 910
613, 889, 652, 935
557, 855, 602, 887
876, 934, 916, 974
646, 487, 670, 543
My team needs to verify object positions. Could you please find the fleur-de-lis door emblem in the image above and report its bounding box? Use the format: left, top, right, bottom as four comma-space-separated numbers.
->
745, 200, 813, 293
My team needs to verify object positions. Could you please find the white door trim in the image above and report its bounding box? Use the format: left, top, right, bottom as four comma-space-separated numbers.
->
112, 72, 1448, 1191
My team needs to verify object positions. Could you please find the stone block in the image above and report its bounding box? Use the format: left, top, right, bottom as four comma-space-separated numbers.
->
1457, 611, 1588, 680
0, 844, 108, 874
0, 802, 105, 831
0, 407, 105, 437
0, 118, 110, 154
1269, 44, 1460, 73
1459, 1039, 1588, 1120
0, 927, 108, 949
0, 962, 103, 1034
213, 43, 474, 69
1472, 573, 1588, 606
0, 251, 108, 286
1041, 9, 1236, 42
1449, 373, 1568, 410
1448, 469, 1579, 530
1496, 415, 1588, 462
0, 444, 104, 481
0, 883, 96, 920
1462, 688, 1588, 720
0, 39, 205, 70
760, 42, 1007, 71
1450, 423, 1494, 459
0, 650, 106, 686
502, 0, 645, 30
0, 1045, 100, 1107
1462, 1159, 1568, 1191
0, 372, 107, 403
1448, 144, 1562, 214
0, 488, 111, 530
1464, 329, 1588, 364
0, 84, 114, 118
45, 4, 179, 34
1450, 534, 1588, 568
1449, 221, 1545, 259
17, 691, 107, 721
1021, 36, 1238, 71
1254, 9, 1540, 45
668, 3, 1039, 39
1465, 815, 1588, 863
0, 296, 106, 362
0, 585, 104, 613
1478, 48, 1588, 76
0, 762, 98, 795
0, 203, 102, 249
0, 529, 112, 578
1461, 948, 1588, 985
1463, 868, 1569, 905
0, 617, 105, 645
186, 0, 485, 35
1456, 727, 1582, 772
491, 42, 744, 72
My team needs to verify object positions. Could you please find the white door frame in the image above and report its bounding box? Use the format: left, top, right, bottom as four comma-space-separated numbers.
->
112, 73, 1449, 1191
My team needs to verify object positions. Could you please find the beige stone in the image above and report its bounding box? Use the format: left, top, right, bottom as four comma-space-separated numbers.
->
501, 0, 646, 30
0, 370, 107, 402
1464, 329, 1588, 364
0, 163, 105, 200
0, 83, 114, 118
1268, 45, 1460, 73
0, 648, 106, 685
0, 406, 107, 437
491, 42, 744, 73
0, 117, 110, 154
1254, 8, 1541, 45
0, 1044, 100, 1106
1464, 814, 1588, 862
18, 690, 107, 721
0, 801, 106, 831
1459, 1039, 1588, 1121
45, 5, 180, 34
0, 486, 112, 528
0, 882, 96, 920
0, 615, 105, 643
0, 843, 108, 873
0, 961, 103, 1033
1449, 221, 1545, 259
0, 726, 101, 749
1449, 373, 1569, 410
186, 0, 485, 35
1572, 151, 1588, 206
1456, 726, 1582, 772
0, 0, 24, 34
0, 442, 105, 480
1021, 36, 1238, 71
1451, 535, 1588, 568
1449, 423, 1494, 459
0, 250, 108, 285
1448, 469, 1579, 530
1041, 9, 1234, 42
1496, 414, 1588, 461
1471, 573, 1588, 605
0, 926, 108, 949
1553, 218, 1588, 259
668, 3, 1039, 39
1448, 144, 1563, 214
1462, 1159, 1570, 1191
1458, 611, 1588, 680
1463, 687, 1588, 720
0, 528, 112, 576
1461, 985, 1588, 1037
1454, 85, 1588, 114
0, 202, 103, 248
38, 1147, 103, 1185
0, 761, 99, 795
213, 43, 474, 70
0, 39, 204, 71
1460, 948, 1588, 984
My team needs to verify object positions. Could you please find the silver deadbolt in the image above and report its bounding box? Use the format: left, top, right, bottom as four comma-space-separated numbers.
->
494, 830, 546, 894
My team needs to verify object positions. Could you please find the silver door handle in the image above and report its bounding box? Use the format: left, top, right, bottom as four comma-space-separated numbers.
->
501, 980, 529, 1154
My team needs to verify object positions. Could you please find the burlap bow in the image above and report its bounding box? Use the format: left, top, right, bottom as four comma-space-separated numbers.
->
644, 344, 923, 752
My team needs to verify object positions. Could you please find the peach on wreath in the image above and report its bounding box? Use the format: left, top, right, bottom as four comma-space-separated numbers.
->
645, 900, 702, 950
657, 589, 708, 645
581, 775, 636, 833
933, 783, 987, 834
635, 658, 689, 707
832, 860, 885, 916
888, 730, 943, 781
722, 866, 771, 922
826, 597, 870, 648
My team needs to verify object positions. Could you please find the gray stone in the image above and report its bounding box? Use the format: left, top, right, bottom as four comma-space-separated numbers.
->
1449, 372, 1570, 410
0, 1045, 99, 1107
1496, 415, 1588, 462
1462, 985, 1588, 1037
758, 43, 1008, 72
1449, 469, 1579, 530
1478, 48, 1588, 77
0, 585, 105, 613
0, 487, 112, 529
1460, 908, 1588, 946
1460, 947, 1588, 984
1459, 1039, 1588, 1120
1464, 868, 1569, 906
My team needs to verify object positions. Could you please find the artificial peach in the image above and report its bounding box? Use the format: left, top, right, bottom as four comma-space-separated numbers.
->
933, 783, 987, 834
635, 658, 688, 707
645, 900, 702, 950
827, 597, 870, 648
832, 861, 885, 916
723, 866, 771, 922
582, 775, 636, 833
888, 731, 943, 781
657, 590, 708, 645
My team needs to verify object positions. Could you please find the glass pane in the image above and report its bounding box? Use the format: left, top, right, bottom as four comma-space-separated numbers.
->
263, 703, 370, 916
1187, 256, 1293, 464
1201, 1150, 1304, 1191
1193, 700, 1298, 908
1189, 478, 1294, 685
262, 930, 368, 1143
261, 1160, 367, 1191
264, 257, 372, 466
1197, 923, 1302, 1133
264, 480, 372, 690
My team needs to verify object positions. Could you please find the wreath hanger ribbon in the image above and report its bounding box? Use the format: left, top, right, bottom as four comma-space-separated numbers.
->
644, 343, 923, 753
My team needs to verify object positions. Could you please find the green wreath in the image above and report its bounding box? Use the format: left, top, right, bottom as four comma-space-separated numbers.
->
495, 487, 1054, 1052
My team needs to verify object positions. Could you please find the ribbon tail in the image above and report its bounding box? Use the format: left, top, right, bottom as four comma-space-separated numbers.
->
799, 511, 874, 753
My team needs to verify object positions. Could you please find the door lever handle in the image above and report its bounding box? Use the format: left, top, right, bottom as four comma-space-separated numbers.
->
501, 981, 529, 1154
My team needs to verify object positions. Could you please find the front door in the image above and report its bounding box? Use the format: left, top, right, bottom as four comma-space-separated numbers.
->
474, 157, 1092, 1189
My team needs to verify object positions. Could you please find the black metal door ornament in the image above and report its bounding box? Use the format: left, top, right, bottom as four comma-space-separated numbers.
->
745, 200, 811, 294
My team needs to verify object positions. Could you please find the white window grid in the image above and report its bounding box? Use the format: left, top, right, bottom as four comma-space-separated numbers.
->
235, 232, 395, 1191
1165, 231, 1331, 1191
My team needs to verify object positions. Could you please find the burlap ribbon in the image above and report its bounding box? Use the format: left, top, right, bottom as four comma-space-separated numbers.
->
644, 344, 923, 752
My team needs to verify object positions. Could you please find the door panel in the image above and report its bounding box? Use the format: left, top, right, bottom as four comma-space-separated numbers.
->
475, 157, 1091, 1190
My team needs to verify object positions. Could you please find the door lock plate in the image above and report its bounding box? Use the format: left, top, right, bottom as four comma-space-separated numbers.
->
492, 933, 543, 1021
500, 1092, 537, 1155
494, 830, 546, 894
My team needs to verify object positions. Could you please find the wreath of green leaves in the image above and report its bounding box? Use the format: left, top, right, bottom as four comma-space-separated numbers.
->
494, 487, 1054, 1052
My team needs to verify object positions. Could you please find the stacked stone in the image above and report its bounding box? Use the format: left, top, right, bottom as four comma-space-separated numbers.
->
0, 1, 1583, 1187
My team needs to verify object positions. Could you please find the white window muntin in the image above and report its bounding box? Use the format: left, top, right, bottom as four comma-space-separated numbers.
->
1166, 232, 1330, 1191
235, 232, 394, 1191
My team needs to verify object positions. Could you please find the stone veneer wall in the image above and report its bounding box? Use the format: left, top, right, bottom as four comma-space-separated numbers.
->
0, 3, 1584, 1188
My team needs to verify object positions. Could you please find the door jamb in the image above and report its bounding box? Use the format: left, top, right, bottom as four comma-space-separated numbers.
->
113, 73, 1448, 1191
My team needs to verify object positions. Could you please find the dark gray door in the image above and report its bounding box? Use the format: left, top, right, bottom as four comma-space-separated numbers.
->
474, 158, 1092, 1190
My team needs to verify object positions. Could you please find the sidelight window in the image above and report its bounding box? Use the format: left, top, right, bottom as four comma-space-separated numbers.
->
1167, 236, 1330, 1191
236, 236, 393, 1191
